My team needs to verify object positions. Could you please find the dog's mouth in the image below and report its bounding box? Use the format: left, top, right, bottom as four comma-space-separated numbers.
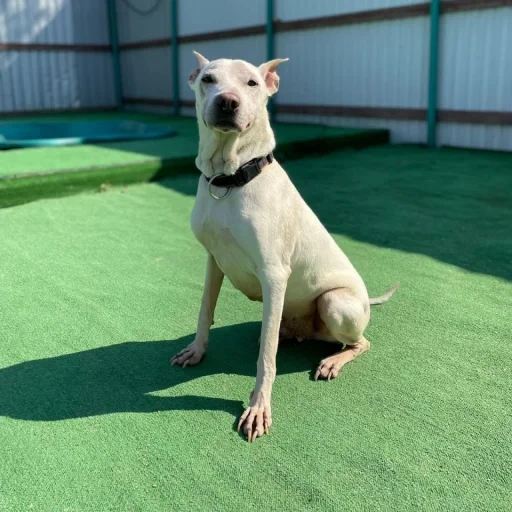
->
212, 120, 241, 133
210, 120, 253, 133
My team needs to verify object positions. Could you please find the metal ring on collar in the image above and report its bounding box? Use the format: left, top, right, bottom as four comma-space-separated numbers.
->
208, 174, 232, 200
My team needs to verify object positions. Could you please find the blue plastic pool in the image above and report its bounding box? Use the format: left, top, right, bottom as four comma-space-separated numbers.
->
0, 120, 177, 149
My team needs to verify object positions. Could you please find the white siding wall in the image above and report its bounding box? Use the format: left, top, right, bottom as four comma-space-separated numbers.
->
274, 14, 429, 144
2, 0, 511, 151
120, 47, 172, 101
178, 0, 266, 35
272, 1, 512, 150
0, 0, 115, 113
275, 0, 426, 21
115, 0, 172, 103
437, 7, 512, 151
116, 0, 170, 44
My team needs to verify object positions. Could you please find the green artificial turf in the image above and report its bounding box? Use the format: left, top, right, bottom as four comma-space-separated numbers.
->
0, 112, 388, 208
1, 146, 511, 511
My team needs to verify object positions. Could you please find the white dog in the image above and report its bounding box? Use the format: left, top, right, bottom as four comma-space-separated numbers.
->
171, 52, 398, 442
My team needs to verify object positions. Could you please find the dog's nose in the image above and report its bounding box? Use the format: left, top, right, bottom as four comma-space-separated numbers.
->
215, 93, 240, 113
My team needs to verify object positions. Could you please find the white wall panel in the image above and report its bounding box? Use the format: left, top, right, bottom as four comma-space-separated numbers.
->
120, 47, 173, 99
276, 113, 426, 144
438, 124, 512, 152
115, 0, 170, 44
437, 7, 512, 151
276, 18, 430, 109
276, 0, 425, 22
439, 8, 512, 112
179, 0, 265, 36
75, 53, 116, 107
0, 51, 115, 112
2, 0, 511, 151
0, 0, 115, 112
0, 0, 109, 44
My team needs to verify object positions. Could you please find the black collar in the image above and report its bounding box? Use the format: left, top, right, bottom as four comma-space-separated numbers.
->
205, 152, 273, 188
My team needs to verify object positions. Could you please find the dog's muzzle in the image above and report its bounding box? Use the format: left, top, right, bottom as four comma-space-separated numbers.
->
210, 93, 242, 132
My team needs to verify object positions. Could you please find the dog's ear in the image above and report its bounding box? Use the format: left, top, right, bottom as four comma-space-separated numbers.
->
258, 58, 289, 96
189, 51, 210, 88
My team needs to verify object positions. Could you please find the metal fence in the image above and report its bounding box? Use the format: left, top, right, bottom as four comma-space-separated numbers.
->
0, 0, 115, 112
1, 0, 511, 151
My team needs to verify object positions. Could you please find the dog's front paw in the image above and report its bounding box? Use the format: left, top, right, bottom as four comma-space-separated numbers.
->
170, 341, 206, 367
237, 393, 272, 442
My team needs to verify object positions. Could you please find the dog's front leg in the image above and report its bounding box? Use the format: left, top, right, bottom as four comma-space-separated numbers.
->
171, 253, 224, 367
238, 267, 289, 442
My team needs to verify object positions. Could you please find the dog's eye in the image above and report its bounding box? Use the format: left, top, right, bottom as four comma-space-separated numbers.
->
247, 79, 258, 87
201, 75, 214, 84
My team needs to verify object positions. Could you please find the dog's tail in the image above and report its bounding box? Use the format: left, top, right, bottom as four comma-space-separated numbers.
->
369, 282, 400, 306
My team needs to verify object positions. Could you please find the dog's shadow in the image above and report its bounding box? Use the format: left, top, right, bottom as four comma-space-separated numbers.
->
0, 322, 336, 422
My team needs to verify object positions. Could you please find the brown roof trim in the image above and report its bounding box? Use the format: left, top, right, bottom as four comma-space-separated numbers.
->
123, 97, 195, 108
0, 106, 116, 118
438, 109, 512, 125
121, 99, 512, 126
276, 104, 426, 121
442, 0, 512, 14
119, 38, 171, 51
277, 104, 512, 126
123, 97, 173, 106
0, 42, 110, 52
178, 24, 266, 44
3, 101, 510, 127
275, 3, 430, 33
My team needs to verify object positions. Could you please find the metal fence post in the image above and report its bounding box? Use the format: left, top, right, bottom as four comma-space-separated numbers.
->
266, 0, 275, 122
171, 0, 180, 116
107, 0, 123, 110
427, 0, 441, 148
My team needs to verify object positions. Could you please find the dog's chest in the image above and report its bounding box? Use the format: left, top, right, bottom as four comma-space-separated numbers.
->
191, 197, 260, 297
191, 199, 235, 252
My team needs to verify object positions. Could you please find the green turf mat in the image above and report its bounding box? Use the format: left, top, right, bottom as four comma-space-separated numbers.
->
0, 116, 198, 178
0, 146, 510, 511
0, 115, 384, 178
0, 112, 388, 208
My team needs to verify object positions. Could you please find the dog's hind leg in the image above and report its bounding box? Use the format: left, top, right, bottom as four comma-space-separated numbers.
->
314, 288, 371, 380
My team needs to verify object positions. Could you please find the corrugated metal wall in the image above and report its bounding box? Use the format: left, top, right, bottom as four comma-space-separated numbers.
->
0, 0, 115, 113
275, 14, 430, 143
116, 0, 172, 103
2, 1, 511, 151
438, 6, 512, 151
275, 0, 423, 20
274, 1, 512, 150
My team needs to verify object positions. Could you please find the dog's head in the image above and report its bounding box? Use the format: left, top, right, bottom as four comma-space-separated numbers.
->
188, 52, 288, 133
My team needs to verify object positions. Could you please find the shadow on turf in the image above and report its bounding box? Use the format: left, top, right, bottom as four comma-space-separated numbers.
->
156, 147, 512, 281
0, 322, 336, 422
